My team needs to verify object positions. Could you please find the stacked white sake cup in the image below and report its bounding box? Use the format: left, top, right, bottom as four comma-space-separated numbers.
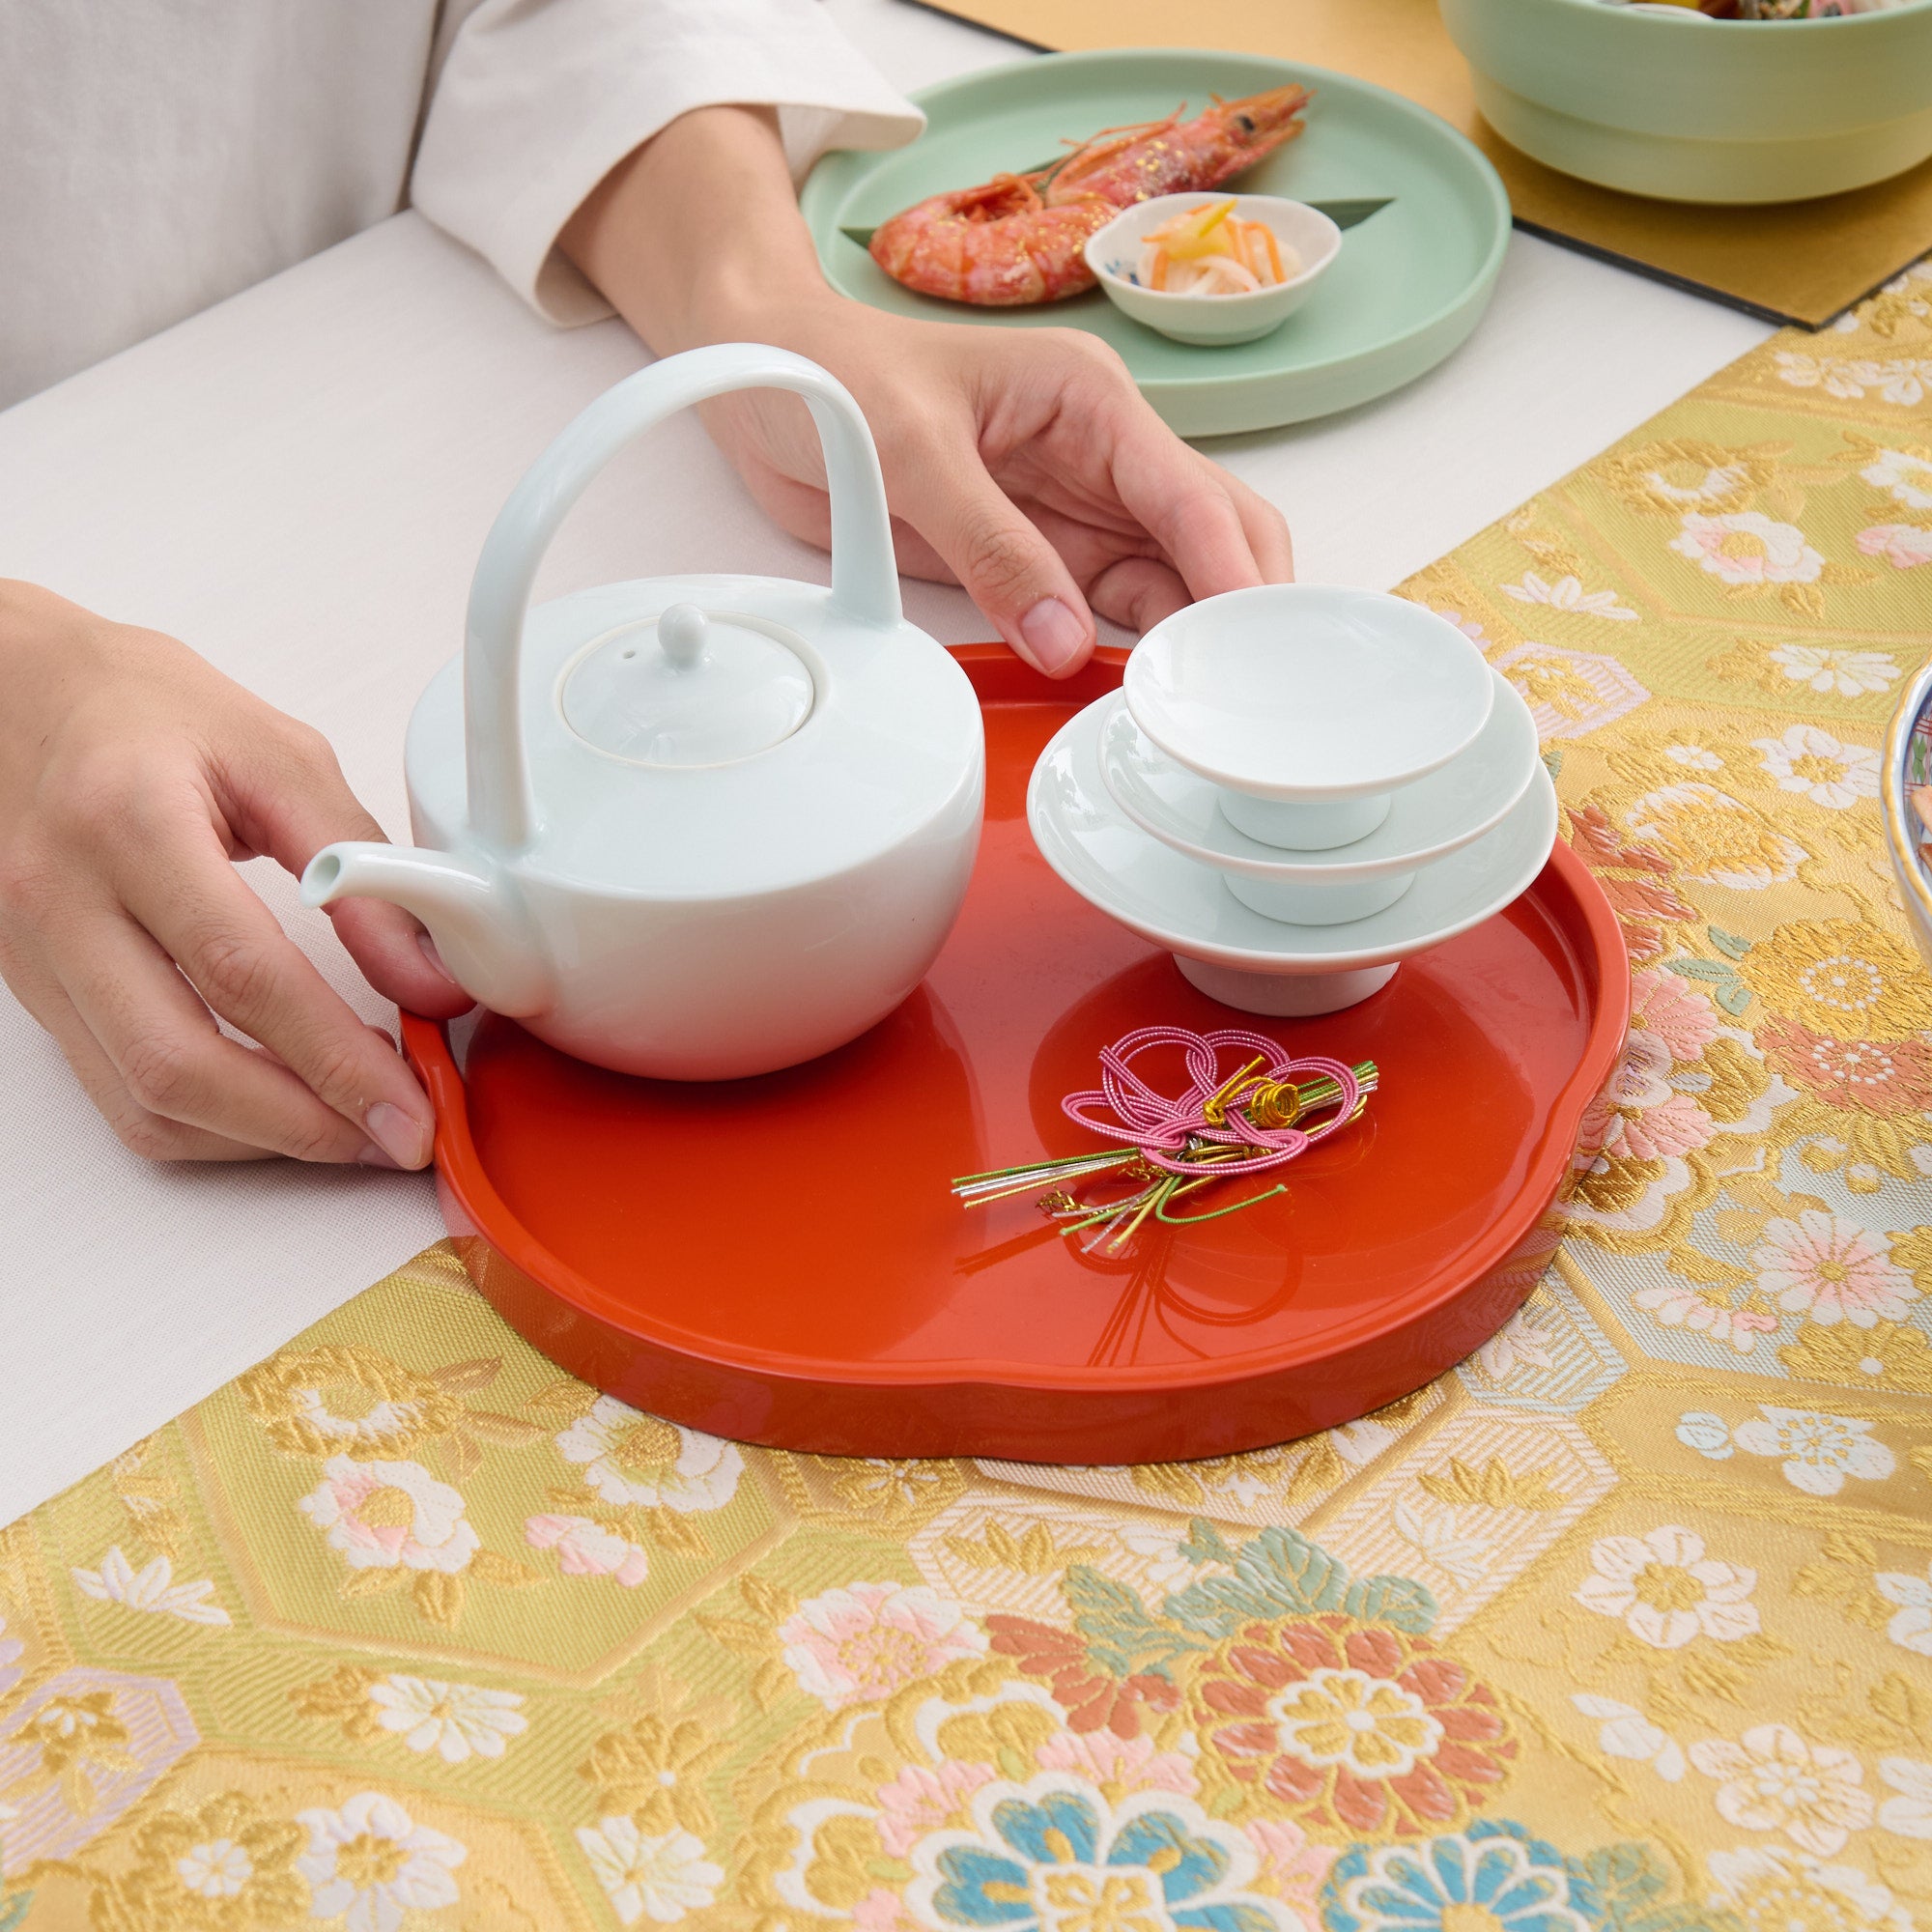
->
1028, 585, 1557, 1015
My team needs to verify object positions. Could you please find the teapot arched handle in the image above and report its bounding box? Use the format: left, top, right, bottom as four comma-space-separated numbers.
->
464, 343, 901, 849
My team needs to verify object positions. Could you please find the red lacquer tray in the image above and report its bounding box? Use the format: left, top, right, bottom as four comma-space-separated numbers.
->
402, 645, 1629, 1463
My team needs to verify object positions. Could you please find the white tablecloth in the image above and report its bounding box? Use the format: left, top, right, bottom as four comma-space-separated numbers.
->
0, 0, 1771, 1524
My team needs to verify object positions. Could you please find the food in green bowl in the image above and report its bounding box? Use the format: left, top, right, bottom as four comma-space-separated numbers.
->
1619, 0, 1912, 18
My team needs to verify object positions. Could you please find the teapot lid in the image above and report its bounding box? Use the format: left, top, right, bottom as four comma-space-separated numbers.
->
561, 603, 813, 768
406, 571, 981, 900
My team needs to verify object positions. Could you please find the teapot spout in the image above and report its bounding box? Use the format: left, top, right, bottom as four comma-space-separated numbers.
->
301, 843, 554, 1019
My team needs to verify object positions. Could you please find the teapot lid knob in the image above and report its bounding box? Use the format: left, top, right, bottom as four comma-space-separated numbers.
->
560, 603, 815, 767
659, 602, 708, 669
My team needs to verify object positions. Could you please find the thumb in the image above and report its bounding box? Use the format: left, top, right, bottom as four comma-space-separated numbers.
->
903, 463, 1095, 678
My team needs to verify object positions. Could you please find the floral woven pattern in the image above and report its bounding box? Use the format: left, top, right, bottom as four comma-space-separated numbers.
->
3, 263, 1932, 1931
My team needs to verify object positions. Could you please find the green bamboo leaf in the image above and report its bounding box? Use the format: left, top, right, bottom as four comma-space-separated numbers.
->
839, 196, 1393, 253
1310, 196, 1396, 230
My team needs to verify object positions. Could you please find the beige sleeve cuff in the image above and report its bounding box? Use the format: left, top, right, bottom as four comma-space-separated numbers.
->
411, 0, 923, 327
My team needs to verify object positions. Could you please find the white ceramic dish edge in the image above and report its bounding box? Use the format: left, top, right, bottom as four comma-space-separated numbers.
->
1029, 696, 1560, 976
1097, 672, 1540, 881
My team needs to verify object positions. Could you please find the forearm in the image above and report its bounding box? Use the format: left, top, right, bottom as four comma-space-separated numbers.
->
558, 105, 842, 355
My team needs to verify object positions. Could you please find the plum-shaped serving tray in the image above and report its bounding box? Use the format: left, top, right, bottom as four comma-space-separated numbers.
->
402, 646, 1628, 1463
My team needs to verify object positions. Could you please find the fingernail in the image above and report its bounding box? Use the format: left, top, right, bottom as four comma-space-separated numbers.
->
1018, 597, 1086, 675
365, 1099, 432, 1170
418, 933, 459, 984
355, 1142, 403, 1170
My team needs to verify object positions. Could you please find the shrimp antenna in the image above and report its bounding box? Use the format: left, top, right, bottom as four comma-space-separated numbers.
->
1051, 106, 1185, 189
1061, 105, 1185, 148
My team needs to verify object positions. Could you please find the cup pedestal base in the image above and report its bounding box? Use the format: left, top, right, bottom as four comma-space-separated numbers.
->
1174, 954, 1401, 1015
1219, 787, 1391, 851
1225, 868, 1415, 926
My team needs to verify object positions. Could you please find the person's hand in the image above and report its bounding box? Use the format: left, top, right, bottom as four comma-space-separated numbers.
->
699, 303, 1294, 676
0, 582, 470, 1164
557, 105, 1293, 679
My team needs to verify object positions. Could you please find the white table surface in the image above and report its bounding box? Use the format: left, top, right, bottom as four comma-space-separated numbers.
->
0, 0, 1771, 1526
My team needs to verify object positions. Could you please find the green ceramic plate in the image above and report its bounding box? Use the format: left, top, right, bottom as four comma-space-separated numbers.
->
800, 48, 1512, 439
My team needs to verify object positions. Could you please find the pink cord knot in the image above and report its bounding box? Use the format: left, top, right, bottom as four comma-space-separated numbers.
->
1062, 1026, 1362, 1178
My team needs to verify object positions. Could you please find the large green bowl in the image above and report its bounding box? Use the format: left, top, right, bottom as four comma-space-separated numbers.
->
1439, 0, 1932, 202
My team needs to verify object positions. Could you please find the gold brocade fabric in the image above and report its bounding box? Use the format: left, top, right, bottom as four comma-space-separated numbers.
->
5, 269, 1932, 1932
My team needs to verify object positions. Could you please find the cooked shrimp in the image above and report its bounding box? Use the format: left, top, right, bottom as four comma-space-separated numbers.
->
868, 83, 1312, 306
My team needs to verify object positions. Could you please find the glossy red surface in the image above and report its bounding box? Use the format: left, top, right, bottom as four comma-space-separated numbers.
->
405, 645, 1630, 1462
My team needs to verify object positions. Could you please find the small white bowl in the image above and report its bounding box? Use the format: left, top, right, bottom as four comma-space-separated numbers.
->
1083, 193, 1343, 348
1097, 673, 1540, 925
1122, 585, 1495, 853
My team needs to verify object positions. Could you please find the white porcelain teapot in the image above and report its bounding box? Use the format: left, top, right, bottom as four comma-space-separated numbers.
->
302, 344, 985, 1080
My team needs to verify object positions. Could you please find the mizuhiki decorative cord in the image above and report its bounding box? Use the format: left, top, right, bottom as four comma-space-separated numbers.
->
952, 1025, 1378, 1254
